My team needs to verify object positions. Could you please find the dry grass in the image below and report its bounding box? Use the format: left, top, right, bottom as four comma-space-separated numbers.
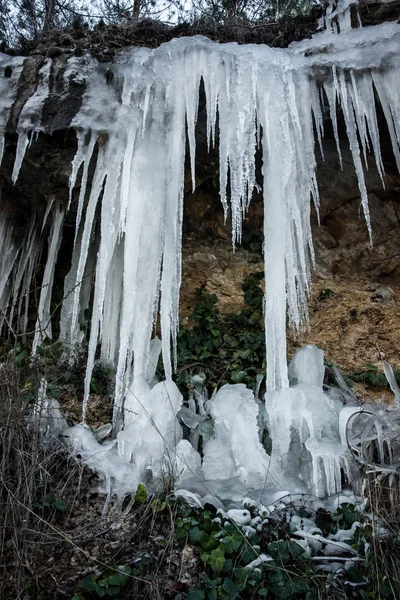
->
0, 363, 87, 597
0, 361, 188, 599
363, 470, 400, 599
344, 404, 400, 599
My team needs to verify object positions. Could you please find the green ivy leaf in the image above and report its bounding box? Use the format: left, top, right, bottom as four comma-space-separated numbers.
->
203, 518, 220, 534
53, 498, 68, 512
272, 584, 293, 599
200, 532, 217, 551
291, 577, 309, 593
206, 589, 218, 600
223, 558, 233, 573
189, 526, 202, 544
332, 502, 360, 526
221, 530, 243, 554
107, 585, 121, 597
44, 493, 55, 506
287, 541, 306, 560
187, 588, 206, 600
268, 541, 290, 564
231, 370, 246, 384
200, 572, 220, 588
268, 568, 283, 584
240, 545, 258, 564
233, 568, 249, 585
209, 546, 226, 574
108, 573, 125, 586
80, 574, 98, 592
222, 577, 238, 597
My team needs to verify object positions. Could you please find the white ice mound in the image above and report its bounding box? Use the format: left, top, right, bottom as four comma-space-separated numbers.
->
26, 379, 68, 441
116, 379, 187, 485
63, 380, 202, 503
203, 384, 273, 490
267, 345, 352, 498
288, 345, 325, 388
64, 424, 140, 511
175, 439, 203, 484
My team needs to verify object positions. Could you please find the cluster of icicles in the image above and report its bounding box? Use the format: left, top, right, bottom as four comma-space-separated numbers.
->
1, 0, 400, 506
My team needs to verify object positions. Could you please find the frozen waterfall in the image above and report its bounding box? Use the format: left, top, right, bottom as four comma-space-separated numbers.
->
1, 0, 400, 505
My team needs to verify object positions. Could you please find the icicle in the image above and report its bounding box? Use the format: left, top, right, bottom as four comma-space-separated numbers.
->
8, 217, 38, 328
73, 132, 97, 240
325, 0, 358, 34
12, 59, 52, 183
32, 201, 65, 355
184, 46, 202, 192
59, 221, 98, 352
323, 74, 343, 169
337, 69, 372, 242
356, 73, 385, 186
0, 216, 20, 333
383, 361, 400, 407
372, 69, 400, 172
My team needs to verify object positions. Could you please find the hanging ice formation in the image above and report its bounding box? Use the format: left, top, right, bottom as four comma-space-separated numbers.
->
1, 0, 400, 504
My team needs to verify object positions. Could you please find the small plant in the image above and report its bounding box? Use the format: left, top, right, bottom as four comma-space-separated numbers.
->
240, 223, 264, 254
32, 491, 68, 513
170, 277, 266, 396
350, 363, 400, 387
331, 502, 361, 529
319, 288, 335, 300
73, 565, 131, 599
175, 506, 319, 600
323, 358, 354, 388
242, 271, 264, 311
90, 362, 115, 395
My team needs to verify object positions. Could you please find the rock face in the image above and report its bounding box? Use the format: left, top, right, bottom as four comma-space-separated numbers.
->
1, 4, 400, 388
